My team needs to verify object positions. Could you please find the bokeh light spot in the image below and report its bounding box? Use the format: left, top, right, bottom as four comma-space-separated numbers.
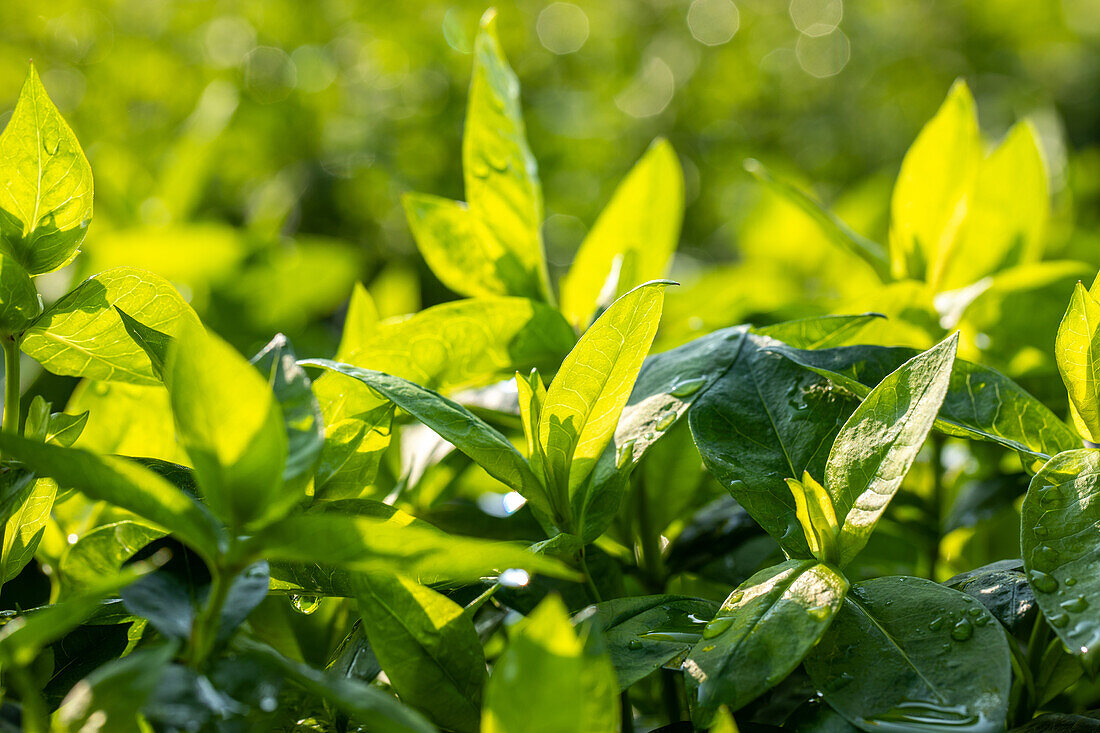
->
537, 3, 590, 55
796, 28, 850, 78
687, 0, 741, 46
615, 57, 675, 118
789, 0, 843, 37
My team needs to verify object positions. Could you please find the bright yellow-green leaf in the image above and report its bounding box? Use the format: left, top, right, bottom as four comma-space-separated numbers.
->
68, 380, 186, 463
938, 119, 1049, 290
22, 267, 200, 386
516, 368, 547, 482
166, 320, 290, 529
539, 282, 669, 519
785, 471, 840, 564
482, 595, 619, 733
0, 65, 93, 275
0, 478, 54, 583
889, 80, 980, 285
1056, 282, 1100, 444
561, 139, 684, 329
0, 254, 40, 335
335, 281, 379, 361
404, 193, 530, 299
463, 11, 552, 303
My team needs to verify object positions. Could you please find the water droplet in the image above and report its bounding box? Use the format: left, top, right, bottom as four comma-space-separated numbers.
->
928, 617, 945, 631
966, 607, 982, 618
1033, 546, 1058, 565
643, 431, 656, 441
470, 158, 490, 179
1066, 576, 1078, 587
616, 440, 635, 469
727, 591, 744, 606
654, 411, 676, 431
1039, 489, 1062, 509
1049, 612, 1069, 628
628, 639, 643, 650
1033, 525, 1049, 539
1061, 596, 1089, 613
951, 619, 973, 641
485, 150, 510, 173
670, 377, 706, 397
974, 615, 990, 627
941, 642, 951, 651
702, 616, 734, 639
1029, 569, 1059, 593
290, 594, 321, 615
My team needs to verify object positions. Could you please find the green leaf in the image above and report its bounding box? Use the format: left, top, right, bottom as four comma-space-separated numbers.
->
115, 306, 172, 382
1021, 449, 1100, 675
53, 642, 177, 733
584, 595, 719, 690
0, 477, 55, 583
59, 520, 165, 597
540, 281, 669, 521
482, 595, 619, 733
826, 333, 957, 566
889, 79, 981, 285
0, 433, 224, 564
771, 341, 1077, 462
303, 359, 549, 516
0, 567, 150, 668
250, 335, 324, 491
0, 253, 40, 335
22, 267, 200, 386
167, 320, 290, 529
683, 560, 848, 723
941, 119, 1049, 290
335, 281, 379, 360
516, 368, 547, 481
753, 313, 885, 350
312, 408, 393, 502
744, 159, 889, 281
404, 193, 534, 299
689, 333, 858, 558
250, 511, 578, 584
356, 574, 487, 732
65, 380, 185, 463
46, 409, 89, 447
1056, 282, 1100, 444
561, 139, 684, 329
805, 576, 1011, 732
463, 11, 552, 302
236, 638, 436, 733
786, 472, 840, 564
0, 65, 93, 275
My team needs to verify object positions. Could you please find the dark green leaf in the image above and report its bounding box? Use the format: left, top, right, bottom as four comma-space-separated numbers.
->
805, 576, 1011, 732
356, 573, 486, 732
683, 559, 848, 722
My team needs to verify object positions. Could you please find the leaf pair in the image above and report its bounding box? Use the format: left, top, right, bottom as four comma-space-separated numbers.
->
307, 281, 670, 536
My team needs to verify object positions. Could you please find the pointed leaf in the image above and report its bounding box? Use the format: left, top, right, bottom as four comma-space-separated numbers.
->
0, 65, 93, 275
1056, 282, 1100, 443
0, 477, 55, 583
826, 334, 957, 565
463, 11, 551, 302
753, 313, 885, 350
540, 281, 669, 516
683, 560, 848, 723
22, 267, 200, 385
0, 253, 40, 335
356, 574, 486, 732
562, 139, 684, 329
889, 80, 981, 284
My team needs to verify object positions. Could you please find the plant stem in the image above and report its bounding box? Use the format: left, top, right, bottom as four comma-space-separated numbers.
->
620, 690, 635, 733
634, 477, 665, 594
928, 434, 945, 580
188, 564, 235, 668
10, 665, 46, 733
464, 583, 501, 615
579, 548, 602, 604
660, 668, 683, 723
2, 336, 20, 439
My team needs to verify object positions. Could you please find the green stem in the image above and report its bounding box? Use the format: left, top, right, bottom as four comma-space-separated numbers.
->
579, 549, 602, 604
928, 434, 945, 580
188, 564, 235, 668
10, 665, 46, 733
2, 336, 20, 439
634, 476, 665, 594
464, 583, 501, 615
620, 690, 635, 733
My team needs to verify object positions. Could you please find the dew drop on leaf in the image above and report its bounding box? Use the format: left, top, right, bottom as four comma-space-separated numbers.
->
950, 619, 973, 641
1049, 612, 1069, 628
670, 377, 706, 397
702, 615, 734, 639
654, 411, 676, 431
1061, 596, 1089, 613
928, 616, 945, 631
290, 594, 322, 615
1029, 569, 1058, 593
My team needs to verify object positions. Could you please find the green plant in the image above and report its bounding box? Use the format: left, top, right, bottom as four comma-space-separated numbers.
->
4, 10, 1100, 733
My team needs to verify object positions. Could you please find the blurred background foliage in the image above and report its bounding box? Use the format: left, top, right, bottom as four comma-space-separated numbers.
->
4, 0, 1100, 385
